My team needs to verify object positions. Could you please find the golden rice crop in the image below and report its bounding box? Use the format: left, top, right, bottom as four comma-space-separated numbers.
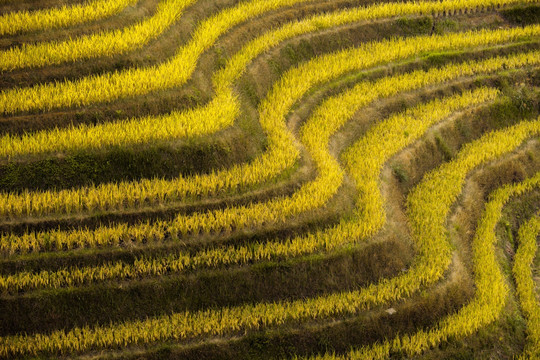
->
2, 1, 538, 161
0, 0, 138, 36
0, 0, 534, 110
0, 0, 323, 72
513, 215, 540, 359
0, 0, 194, 70
0, 88, 497, 291
319, 172, 540, 360
1, 51, 535, 255
3, 54, 526, 256
2, 117, 537, 357
0, 0, 539, 357
0, 26, 537, 221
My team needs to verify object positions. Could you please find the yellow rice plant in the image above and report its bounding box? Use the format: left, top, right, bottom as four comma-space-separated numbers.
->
3, 1, 538, 160
0, 0, 322, 72
0, 0, 138, 36
1, 51, 536, 255
0, 88, 499, 292
0, 26, 537, 221
1, 119, 537, 357
0, 53, 524, 253
514, 215, 540, 359
312, 173, 540, 360
0, 0, 535, 108
0, 0, 194, 71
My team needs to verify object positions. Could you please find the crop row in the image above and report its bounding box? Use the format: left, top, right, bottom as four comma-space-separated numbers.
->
2, 50, 530, 255
0, 88, 497, 291
0, 0, 325, 73
1, 0, 539, 358
0, 0, 138, 36
1, 109, 537, 356
315, 173, 540, 360
0, 27, 538, 222
0, 0, 535, 110
3, 2, 537, 160
0, 0, 195, 71
514, 215, 540, 359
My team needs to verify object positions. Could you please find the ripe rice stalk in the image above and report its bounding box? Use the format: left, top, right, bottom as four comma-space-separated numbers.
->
0, 0, 534, 108
0, 0, 138, 36
513, 215, 540, 359
0, 88, 499, 291
2, 119, 537, 357
0, 26, 538, 220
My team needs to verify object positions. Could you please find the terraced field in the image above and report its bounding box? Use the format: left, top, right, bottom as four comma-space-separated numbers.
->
0, 0, 539, 359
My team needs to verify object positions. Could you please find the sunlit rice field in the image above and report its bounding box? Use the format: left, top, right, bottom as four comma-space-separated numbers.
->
0, 0, 539, 359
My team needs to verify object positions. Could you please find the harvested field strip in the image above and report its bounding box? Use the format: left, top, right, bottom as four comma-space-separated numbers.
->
0, 88, 496, 291
0, 0, 138, 36
0, 29, 537, 222
1, 115, 537, 358
514, 215, 540, 359
0, 0, 534, 110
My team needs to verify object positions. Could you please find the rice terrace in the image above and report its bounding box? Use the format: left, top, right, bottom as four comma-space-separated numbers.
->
1, 0, 540, 358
